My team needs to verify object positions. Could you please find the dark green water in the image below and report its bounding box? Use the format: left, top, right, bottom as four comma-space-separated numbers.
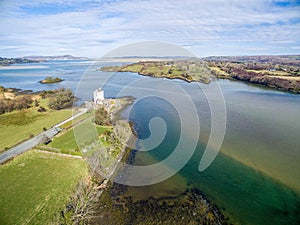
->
120, 79, 300, 225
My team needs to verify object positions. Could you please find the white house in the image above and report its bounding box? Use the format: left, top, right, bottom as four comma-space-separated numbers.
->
93, 88, 105, 104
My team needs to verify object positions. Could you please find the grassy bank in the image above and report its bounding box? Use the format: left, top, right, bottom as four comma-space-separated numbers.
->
0, 150, 88, 225
0, 102, 72, 152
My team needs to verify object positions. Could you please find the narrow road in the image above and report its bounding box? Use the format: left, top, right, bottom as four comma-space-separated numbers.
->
54, 108, 88, 128
0, 108, 88, 164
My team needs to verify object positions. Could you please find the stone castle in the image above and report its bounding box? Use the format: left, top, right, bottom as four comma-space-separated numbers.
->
93, 88, 105, 105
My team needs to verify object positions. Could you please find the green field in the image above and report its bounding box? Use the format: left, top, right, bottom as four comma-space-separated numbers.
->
0, 150, 88, 225
73, 117, 112, 148
0, 106, 72, 152
38, 128, 81, 156
38, 117, 112, 156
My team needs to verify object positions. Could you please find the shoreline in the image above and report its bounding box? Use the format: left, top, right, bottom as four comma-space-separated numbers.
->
97, 97, 229, 224
96, 180, 229, 224
101, 60, 300, 94
110, 96, 135, 123
134, 71, 194, 83
87, 95, 135, 183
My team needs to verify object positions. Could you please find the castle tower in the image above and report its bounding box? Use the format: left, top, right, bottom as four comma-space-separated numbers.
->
93, 88, 104, 104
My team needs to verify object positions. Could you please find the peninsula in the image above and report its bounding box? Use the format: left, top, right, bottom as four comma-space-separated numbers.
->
101, 60, 212, 83
101, 55, 300, 93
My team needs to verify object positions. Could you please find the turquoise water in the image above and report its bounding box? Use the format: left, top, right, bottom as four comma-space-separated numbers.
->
120, 79, 300, 224
184, 146, 300, 224
1, 61, 300, 224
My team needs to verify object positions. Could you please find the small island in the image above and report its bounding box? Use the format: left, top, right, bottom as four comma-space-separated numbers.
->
39, 76, 64, 84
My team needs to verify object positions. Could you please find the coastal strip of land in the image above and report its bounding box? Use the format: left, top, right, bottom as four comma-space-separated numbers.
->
0, 88, 136, 224
100, 60, 212, 83
100, 55, 300, 93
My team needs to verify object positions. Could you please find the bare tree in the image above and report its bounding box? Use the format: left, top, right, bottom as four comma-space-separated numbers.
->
59, 177, 101, 225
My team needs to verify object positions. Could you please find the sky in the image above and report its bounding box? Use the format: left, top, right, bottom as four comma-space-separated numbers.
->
0, 0, 299, 58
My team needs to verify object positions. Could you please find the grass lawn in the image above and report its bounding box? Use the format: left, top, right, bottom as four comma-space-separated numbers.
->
38, 117, 112, 156
0, 150, 88, 225
0, 106, 72, 152
37, 128, 81, 156
73, 117, 112, 148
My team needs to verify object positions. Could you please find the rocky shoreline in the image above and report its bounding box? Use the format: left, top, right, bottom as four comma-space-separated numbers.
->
90, 124, 230, 224
89, 181, 231, 225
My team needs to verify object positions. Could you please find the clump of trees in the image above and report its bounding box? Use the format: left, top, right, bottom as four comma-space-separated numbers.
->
94, 107, 111, 126
45, 88, 75, 110
0, 96, 33, 114
0, 87, 76, 114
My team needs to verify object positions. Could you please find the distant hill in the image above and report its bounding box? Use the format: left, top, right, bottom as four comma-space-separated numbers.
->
0, 55, 90, 66
203, 55, 300, 66
21, 55, 90, 61
0, 57, 41, 66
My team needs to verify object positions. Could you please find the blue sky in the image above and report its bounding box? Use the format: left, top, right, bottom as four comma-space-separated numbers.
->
0, 0, 299, 58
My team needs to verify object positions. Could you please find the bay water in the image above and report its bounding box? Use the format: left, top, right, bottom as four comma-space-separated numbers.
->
1, 60, 299, 224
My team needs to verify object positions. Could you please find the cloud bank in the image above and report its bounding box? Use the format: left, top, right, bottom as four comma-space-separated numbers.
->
0, 0, 299, 57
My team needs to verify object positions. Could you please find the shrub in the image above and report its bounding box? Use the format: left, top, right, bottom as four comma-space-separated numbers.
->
94, 107, 111, 126
38, 106, 47, 112
48, 88, 75, 110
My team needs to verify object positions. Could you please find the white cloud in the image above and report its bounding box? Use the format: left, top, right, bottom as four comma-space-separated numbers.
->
0, 0, 299, 57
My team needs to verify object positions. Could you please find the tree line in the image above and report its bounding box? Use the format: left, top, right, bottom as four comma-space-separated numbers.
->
0, 88, 76, 114
0, 96, 33, 114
